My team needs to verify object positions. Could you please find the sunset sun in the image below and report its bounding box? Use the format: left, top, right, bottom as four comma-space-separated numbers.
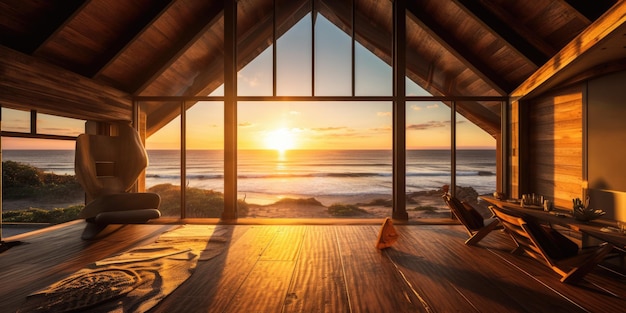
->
264, 128, 296, 152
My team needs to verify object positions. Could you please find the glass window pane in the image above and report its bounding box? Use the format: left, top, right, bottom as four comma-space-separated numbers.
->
277, 8, 312, 96
455, 102, 498, 215
314, 13, 352, 96
143, 102, 181, 218
1, 108, 31, 133
238, 47, 273, 96
36, 113, 84, 137
355, 42, 392, 96
238, 101, 392, 218
2, 140, 84, 236
354, 0, 392, 96
406, 101, 451, 219
237, 0, 273, 96
185, 101, 225, 218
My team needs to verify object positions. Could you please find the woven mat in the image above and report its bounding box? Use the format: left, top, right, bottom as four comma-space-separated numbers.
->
19, 225, 228, 313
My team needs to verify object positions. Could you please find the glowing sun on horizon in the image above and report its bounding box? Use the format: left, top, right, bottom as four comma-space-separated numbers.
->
264, 128, 296, 152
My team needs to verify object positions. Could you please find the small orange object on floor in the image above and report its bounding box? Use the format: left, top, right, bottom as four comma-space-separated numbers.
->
376, 217, 398, 249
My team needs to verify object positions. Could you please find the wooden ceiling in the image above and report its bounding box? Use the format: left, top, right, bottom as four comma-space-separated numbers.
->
0, 0, 621, 138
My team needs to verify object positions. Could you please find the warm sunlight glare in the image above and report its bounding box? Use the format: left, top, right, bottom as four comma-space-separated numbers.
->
264, 128, 295, 152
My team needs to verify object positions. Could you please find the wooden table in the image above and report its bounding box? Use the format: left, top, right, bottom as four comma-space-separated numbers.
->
481, 196, 626, 250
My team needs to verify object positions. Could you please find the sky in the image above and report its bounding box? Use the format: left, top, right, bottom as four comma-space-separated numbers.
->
2, 13, 495, 151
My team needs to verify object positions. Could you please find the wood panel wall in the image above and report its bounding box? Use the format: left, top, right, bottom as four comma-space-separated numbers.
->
507, 100, 520, 198
0, 46, 132, 122
526, 84, 584, 208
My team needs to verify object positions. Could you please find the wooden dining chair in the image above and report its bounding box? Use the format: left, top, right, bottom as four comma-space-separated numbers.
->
442, 191, 500, 245
489, 205, 613, 284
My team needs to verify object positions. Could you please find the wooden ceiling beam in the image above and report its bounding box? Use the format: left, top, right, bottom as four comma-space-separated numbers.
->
10, 0, 87, 54
132, 5, 223, 95
562, 0, 619, 22
90, 0, 175, 79
453, 0, 547, 67
0, 46, 132, 122
406, 2, 511, 95
511, 1, 626, 100
477, 0, 557, 58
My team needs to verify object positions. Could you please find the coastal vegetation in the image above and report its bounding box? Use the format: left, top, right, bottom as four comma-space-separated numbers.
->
147, 183, 249, 218
2, 160, 82, 201
327, 203, 369, 216
2, 206, 82, 224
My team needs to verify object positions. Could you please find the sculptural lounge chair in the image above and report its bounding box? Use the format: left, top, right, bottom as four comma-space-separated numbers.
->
490, 205, 613, 284
442, 188, 500, 245
75, 122, 161, 240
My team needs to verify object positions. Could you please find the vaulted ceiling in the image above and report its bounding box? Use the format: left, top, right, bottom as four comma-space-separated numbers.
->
0, 0, 622, 138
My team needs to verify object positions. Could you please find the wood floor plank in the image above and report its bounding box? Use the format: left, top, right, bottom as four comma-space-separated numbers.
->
335, 225, 428, 313
486, 242, 626, 312
151, 225, 279, 313
1, 223, 625, 313
224, 260, 296, 312
390, 225, 590, 312
282, 226, 350, 313
260, 225, 306, 261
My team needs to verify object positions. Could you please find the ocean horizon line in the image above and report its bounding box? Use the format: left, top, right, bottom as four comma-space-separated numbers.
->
2, 148, 497, 152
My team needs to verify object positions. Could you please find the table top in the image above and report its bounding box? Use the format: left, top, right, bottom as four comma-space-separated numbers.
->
481, 196, 626, 249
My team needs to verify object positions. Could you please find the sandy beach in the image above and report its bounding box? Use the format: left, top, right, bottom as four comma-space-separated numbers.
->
2, 186, 490, 220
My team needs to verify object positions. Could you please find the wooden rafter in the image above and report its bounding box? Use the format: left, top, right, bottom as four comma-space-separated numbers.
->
453, 0, 548, 67
406, 2, 511, 95
92, 0, 175, 79
17, 0, 87, 54
563, 0, 621, 22
511, 1, 626, 100
132, 6, 223, 95
477, 0, 557, 58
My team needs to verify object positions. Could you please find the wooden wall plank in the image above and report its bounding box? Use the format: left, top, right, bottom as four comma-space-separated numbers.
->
527, 85, 584, 208
0, 46, 132, 122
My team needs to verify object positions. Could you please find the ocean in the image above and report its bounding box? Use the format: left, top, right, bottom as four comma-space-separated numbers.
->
2, 149, 496, 203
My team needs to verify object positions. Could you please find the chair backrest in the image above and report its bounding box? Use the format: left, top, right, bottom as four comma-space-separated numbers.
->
489, 206, 578, 265
443, 193, 484, 230
75, 122, 148, 200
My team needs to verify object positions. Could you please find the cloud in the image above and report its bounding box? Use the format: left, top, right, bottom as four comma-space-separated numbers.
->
237, 72, 260, 87
238, 122, 254, 127
427, 103, 439, 109
311, 126, 347, 132
370, 126, 392, 132
410, 104, 422, 111
407, 120, 448, 130
377, 112, 391, 116
289, 111, 301, 115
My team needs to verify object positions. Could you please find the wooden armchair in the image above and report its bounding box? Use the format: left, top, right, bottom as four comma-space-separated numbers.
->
489, 205, 613, 284
442, 189, 500, 245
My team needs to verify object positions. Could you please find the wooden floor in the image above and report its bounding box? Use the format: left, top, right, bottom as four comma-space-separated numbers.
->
1, 220, 625, 312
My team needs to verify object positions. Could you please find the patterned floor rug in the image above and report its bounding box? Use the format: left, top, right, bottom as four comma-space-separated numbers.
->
19, 225, 228, 313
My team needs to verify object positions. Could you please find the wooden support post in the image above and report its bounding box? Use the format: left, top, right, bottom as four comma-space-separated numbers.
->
392, 0, 408, 220
223, 0, 238, 220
